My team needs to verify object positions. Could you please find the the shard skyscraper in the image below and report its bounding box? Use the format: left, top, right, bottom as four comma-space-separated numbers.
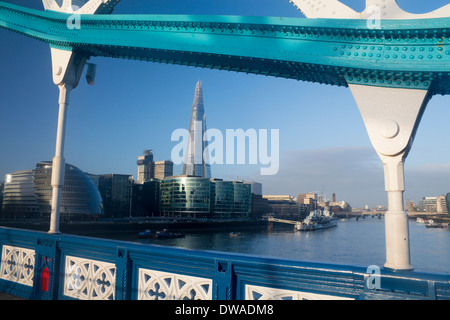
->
182, 80, 211, 178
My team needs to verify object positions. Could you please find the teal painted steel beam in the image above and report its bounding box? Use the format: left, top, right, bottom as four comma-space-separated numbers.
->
1, 1, 450, 95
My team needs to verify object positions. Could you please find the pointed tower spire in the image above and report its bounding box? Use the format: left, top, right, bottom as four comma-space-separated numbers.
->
183, 81, 211, 178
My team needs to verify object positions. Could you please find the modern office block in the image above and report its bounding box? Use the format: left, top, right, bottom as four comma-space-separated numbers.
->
132, 179, 160, 217
210, 179, 234, 219
160, 175, 211, 218
98, 174, 133, 218
159, 176, 252, 219
232, 181, 252, 218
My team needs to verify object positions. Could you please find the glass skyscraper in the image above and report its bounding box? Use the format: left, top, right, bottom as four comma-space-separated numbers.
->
182, 80, 211, 178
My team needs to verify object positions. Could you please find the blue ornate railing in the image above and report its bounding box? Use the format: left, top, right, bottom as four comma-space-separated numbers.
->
0, 226, 448, 300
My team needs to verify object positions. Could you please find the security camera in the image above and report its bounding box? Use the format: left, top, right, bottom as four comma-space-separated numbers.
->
85, 63, 97, 85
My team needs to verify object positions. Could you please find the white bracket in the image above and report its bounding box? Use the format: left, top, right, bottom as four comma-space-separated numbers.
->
290, 0, 450, 19
44, 0, 121, 87
348, 84, 430, 159
50, 48, 87, 88
42, 0, 121, 15
348, 84, 432, 271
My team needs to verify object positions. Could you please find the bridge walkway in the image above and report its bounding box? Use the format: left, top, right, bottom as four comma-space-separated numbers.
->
0, 292, 26, 300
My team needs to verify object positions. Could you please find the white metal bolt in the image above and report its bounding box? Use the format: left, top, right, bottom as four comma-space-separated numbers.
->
378, 119, 399, 139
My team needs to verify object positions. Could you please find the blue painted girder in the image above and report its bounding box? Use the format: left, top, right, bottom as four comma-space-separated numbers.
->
0, 1, 449, 95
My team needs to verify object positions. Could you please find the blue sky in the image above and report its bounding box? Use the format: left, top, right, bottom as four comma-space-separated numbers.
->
1, 0, 450, 207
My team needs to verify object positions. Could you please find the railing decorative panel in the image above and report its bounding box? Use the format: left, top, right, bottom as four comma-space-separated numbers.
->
138, 268, 213, 300
245, 284, 354, 300
0, 245, 35, 287
63, 255, 116, 300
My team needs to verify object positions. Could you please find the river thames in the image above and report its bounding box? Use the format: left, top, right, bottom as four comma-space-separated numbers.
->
114, 217, 449, 274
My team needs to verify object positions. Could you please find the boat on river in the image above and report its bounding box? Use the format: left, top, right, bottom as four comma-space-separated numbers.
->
228, 232, 243, 237
425, 222, 448, 229
295, 208, 337, 231
138, 229, 185, 239
416, 217, 427, 224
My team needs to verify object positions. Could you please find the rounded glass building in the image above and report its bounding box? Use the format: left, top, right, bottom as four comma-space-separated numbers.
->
2, 162, 102, 220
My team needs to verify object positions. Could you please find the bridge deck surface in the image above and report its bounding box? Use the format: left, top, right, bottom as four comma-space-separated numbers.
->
0, 292, 26, 300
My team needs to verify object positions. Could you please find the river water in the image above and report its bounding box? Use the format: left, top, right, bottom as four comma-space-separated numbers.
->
119, 217, 449, 274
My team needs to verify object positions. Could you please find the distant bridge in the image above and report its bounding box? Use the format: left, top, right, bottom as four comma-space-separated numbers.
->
334, 211, 384, 219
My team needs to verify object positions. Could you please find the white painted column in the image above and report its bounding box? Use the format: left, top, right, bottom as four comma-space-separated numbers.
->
349, 84, 431, 271
379, 154, 412, 270
49, 84, 72, 234
44, 0, 119, 234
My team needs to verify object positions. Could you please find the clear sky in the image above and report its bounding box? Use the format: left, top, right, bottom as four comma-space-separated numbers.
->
1, 0, 450, 208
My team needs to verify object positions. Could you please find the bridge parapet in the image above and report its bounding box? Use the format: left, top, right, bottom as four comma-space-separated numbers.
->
0, 227, 447, 300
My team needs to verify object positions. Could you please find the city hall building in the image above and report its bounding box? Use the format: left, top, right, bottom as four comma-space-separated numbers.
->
2, 162, 102, 220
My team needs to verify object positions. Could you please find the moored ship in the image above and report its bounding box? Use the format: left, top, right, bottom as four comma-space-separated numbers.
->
295, 208, 337, 231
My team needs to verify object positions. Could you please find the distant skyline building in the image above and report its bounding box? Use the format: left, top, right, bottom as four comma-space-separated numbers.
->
183, 80, 211, 178
263, 195, 307, 219
297, 192, 318, 210
136, 150, 173, 183
137, 150, 154, 184
436, 195, 449, 214
153, 160, 174, 180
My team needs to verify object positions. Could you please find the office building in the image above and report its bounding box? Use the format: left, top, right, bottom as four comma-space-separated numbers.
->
297, 192, 318, 210
132, 179, 160, 217
446, 193, 450, 215
418, 197, 437, 212
264, 195, 307, 219
182, 81, 211, 178
264, 195, 294, 202
160, 176, 211, 218
136, 150, 173, 183
248, 181, 262, 196
159, 176, 252, 219
2, 162, 102, 220
0, 182, 3, 214
436, 195, 448, 214
210, 179, 234, 219
98, 174, 133, 218
251, 194, 271, 220
137, 150, 154, 184
153, 160, 174, 180
232, 181, 252, 218
2, 170, 38, 218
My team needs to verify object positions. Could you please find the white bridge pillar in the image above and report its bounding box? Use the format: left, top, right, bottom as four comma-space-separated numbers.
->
48, 48, 87, 234
42, 0, 121, 233
349, 84, 432, 271
49, 84, 71, 234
